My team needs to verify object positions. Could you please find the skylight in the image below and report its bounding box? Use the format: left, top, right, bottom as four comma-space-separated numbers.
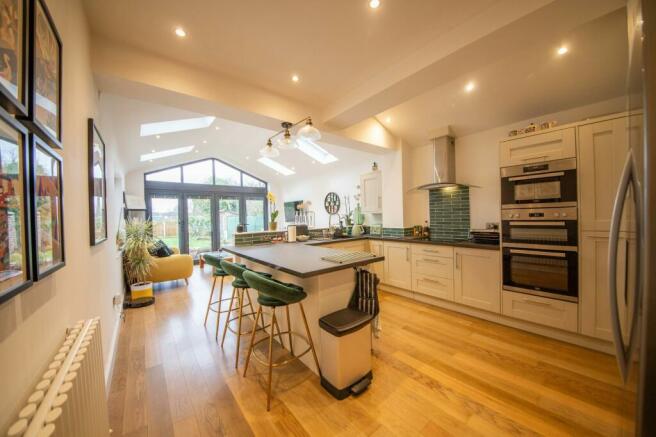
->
257, 157, 295, 176
140, 116, 216, 137
296, 139, 338, 164
140, 146, 195, 162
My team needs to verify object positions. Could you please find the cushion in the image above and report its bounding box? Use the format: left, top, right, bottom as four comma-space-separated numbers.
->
149, 240, 174, 257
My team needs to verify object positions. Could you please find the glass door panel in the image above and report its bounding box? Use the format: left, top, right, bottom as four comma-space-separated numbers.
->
218, 197, 240, 247
186, 196, 212, 259
150, 195, 181, 249
246, 198, 265, 232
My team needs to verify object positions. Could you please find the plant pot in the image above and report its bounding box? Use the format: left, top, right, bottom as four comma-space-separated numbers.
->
269, 222, 278, 231
130, 281, 153, 300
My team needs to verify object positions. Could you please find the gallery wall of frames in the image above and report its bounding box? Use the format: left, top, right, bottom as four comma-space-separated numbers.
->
0, 0, 105, 304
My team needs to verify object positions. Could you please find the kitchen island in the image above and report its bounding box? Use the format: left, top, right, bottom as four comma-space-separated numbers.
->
222, 243, 383, 375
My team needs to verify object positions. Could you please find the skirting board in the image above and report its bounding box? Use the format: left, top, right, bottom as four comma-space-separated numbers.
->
104, 312, 122, 392
379, 284, 614, 355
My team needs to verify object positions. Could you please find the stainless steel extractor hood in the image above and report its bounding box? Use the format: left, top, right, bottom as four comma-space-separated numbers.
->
416, 134, 461, 190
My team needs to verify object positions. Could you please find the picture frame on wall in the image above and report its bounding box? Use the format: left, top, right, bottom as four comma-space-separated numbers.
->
22, 0, 62, 149
88, 118, 107, 246
0, 106, 32, 303
0, 0, 29, 117
30, 133, 64, 279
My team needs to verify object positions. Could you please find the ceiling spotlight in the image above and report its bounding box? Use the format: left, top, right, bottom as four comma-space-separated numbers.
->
246, 156, 250, 160
174, 27, 187, 38
297, 117, 321, 141
156, 135, 160, 139
292, 74, 300, 82
151, 149, 156, 153
385, 116, 391, 123
202, 140, 207, 144
369, 0, 380, 9
464, 81, 476, 93
557, 46, 569, 56
260, 139, 280, 158
215, 126, 220, 130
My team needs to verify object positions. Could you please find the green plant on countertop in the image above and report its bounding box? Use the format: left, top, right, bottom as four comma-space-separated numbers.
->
267, 192, 279, 226
123, 218, 155, 284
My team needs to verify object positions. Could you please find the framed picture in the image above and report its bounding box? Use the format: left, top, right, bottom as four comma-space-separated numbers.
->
0, 106, 32, 303
0, 0, 28, 116
88, 119, 107, 246
22, 0, 61, 149
30, 133, 64, 279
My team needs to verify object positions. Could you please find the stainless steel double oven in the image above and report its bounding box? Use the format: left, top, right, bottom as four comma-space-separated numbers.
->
500, 158, 578, 302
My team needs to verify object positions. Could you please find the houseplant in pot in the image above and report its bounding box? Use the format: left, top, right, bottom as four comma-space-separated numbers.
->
123, 218, 155, 307
267, 192, 279, 230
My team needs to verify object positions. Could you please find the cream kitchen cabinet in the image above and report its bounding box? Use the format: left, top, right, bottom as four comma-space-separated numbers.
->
410, 245, 454, 301
499, 127, 576, 167
502, 291, 578, 332
580, 231, 636, 341
369, 240, 386, 283
360, 171, 382, 214
383, 241, 412, 290
454, 248, 500, 313
578, 115, 640, 232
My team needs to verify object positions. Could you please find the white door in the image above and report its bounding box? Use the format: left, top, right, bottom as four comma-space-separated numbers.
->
384, 242, 412, 289
361, 171, 382, 213
454, 248, 501, 313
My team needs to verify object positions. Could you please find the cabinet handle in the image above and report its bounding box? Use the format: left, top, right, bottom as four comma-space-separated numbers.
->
422, 278, 444, 286
522, 298, 552, 307
378, 196, 382, 209
521, 155, 548, 162
455, 254, 460, 269
422, 258, 444, 264
406, 247, 409, 262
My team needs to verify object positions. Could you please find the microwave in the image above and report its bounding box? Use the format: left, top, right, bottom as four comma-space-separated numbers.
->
500, 158, 577, 209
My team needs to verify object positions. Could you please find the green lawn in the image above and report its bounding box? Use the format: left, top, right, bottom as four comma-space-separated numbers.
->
157, 236, 211, 251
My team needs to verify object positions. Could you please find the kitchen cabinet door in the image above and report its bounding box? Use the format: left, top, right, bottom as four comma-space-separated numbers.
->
578, 116, 639, 232
499, 127, 576, 167
369, 241, 386, 283
580, 231, 634, 341
384, 242, 412, 290
502, 291, 578, 332
454, 248, 501, 313
361, 171, 382, 213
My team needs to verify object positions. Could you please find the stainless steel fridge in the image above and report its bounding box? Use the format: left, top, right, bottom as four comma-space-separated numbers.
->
608, 0, 655, 434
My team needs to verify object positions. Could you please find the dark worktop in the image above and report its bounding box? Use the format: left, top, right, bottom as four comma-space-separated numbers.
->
222, 243, 385, 278
307, 235, 500, 251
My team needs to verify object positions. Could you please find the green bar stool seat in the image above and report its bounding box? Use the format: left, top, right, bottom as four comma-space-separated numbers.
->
219, 260, 278, 369
202, 253, 234, 341
242, 270, 320, 411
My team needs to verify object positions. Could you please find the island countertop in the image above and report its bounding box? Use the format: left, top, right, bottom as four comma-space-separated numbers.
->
222, 243, 384, 278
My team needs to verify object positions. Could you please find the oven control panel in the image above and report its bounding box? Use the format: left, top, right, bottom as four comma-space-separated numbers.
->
502, 207, 577, 221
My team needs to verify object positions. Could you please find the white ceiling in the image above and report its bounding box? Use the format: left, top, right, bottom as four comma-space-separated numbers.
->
84, 0, 498, 107
100, 94, 379, 183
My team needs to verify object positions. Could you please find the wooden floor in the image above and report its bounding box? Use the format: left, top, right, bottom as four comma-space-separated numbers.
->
108, 267, 635, 436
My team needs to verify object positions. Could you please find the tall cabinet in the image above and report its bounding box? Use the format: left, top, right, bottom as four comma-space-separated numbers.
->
578, 114, 641, 340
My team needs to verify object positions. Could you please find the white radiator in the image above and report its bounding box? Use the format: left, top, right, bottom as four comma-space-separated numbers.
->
7, 318, 110, 437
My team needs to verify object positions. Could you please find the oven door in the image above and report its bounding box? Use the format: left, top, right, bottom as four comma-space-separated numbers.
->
501, 158, 577, 208
502, 247, 578, 302
502, 220, 577, 247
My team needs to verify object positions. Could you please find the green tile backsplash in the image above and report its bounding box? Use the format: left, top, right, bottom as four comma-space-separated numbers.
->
429, 186, 470, 240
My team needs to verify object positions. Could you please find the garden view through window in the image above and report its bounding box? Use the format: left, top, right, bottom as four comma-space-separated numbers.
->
145, 158, 267, 258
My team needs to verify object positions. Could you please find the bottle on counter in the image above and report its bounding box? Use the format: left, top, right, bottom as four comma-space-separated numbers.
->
423, 220, 430, 238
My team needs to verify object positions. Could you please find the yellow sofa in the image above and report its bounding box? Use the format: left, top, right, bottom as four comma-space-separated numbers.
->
147, 247, 194, 284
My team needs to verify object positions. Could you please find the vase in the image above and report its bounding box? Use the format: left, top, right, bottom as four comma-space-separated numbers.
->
130, 281, 153, 300
269, 222, 277, 231
351, 224, 364, 236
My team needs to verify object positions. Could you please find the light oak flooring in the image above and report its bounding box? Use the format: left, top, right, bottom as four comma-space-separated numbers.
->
108, 267, 635, 436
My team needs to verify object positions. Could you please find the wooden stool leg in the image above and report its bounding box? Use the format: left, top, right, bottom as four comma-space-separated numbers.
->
204, 276, 217, 327
242, 305, 262, 377
244, 290, 260, 328
214, 276, 225, 341
299, 302, 321, 377
267, 307, 276, 411
235, 288, 245, 369
220, 287, 236, 347
285, 305, 294, 356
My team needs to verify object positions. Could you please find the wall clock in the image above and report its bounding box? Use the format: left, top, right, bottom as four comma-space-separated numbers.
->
324, 192, 340, 215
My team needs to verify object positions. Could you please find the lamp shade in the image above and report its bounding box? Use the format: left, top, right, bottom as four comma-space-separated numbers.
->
276, 134, 297, 150
260, 143, 280, 158
298, 123, 321, 141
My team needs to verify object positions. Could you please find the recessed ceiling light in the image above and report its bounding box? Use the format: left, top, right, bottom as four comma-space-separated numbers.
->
245, 156, 250, 160
174, 27, 187, 37
149, 160, 153, 163
151, 149, 156, 153
557, 46, 569, 56
156, 135, 160, 139
369, 0, 380, 9
464, 81, 476, 93
257, 157, 295, 176
140, 116, 216, 137
385, 116, 391, 123
215, 126, 220, 130
195, 150, 199, 153
140, 145, 195, 162
202, 140, 207, 144
292, 74, 300, 83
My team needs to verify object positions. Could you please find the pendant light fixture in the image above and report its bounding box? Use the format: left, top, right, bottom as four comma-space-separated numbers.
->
260, 117, 321, 157
260, 139, 280, 158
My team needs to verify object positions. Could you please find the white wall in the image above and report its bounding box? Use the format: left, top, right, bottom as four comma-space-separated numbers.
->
407, 96, 626, 230
0, 0, 124, 432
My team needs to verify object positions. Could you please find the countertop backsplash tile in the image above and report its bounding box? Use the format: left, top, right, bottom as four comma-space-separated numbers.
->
429, 186, 470, 240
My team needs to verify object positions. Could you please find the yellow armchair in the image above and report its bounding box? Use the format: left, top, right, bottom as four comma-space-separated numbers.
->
147, 247, 194, 284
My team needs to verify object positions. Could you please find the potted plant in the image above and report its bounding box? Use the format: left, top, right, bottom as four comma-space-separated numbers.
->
123, 218, 155, 304
267, 192, 279, 230
352, 187, 365, 236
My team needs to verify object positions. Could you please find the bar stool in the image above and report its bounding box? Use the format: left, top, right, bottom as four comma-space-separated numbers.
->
241, 270, 321, 411
202, 253, 232, 340
219, 260, 280, 369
